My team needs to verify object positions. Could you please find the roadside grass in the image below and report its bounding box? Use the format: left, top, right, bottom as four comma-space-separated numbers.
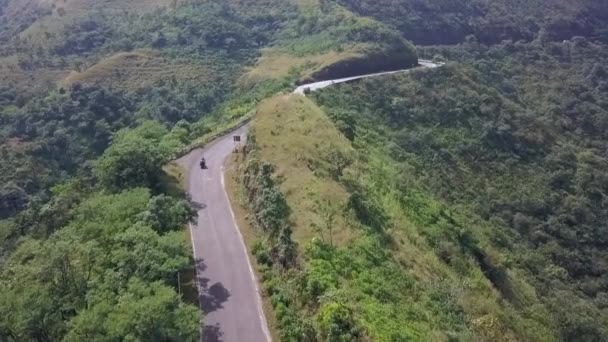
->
179, 111, 254, 157
178, 253, 200, 308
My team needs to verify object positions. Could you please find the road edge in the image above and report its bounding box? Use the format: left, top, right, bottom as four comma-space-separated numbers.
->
220, 165, 273, 342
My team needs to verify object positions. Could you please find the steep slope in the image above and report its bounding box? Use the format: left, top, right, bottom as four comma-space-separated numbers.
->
312, 52, 608, 339
231, 94, 555, 340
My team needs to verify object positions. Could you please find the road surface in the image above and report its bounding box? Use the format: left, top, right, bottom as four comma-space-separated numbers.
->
177, 59, 443, 342
293, 59, 443, 95
177, 124, 271, 342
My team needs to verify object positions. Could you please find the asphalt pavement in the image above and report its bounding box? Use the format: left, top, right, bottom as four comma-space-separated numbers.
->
177, 124, 271, 342
293, 59, 443, 95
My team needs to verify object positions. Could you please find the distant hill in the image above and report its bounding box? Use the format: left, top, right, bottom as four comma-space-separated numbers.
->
1, 0, 177, 44
339, 0, 608, 45
60, 50, 211, 91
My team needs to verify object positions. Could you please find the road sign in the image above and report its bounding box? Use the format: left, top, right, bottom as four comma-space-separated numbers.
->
233, 135, 241, 142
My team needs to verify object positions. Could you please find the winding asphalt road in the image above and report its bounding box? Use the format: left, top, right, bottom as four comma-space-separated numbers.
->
177, 59, 442, 342
293, 59, 442, 95
177, 124, 270, 342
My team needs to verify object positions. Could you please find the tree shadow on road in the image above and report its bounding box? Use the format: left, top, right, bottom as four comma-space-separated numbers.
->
190, 200, 207, 211
194, 258, 208, 273
195, 259, 231, 314
179, 258, 207, 306
200, 279, 231, 313
203, 324, 224, 342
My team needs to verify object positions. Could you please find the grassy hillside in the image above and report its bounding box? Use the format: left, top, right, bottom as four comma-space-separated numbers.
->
60, 50, 212, 91
311, 45, 608, 339
228, 4, 608, 337
234, 94, 557, 340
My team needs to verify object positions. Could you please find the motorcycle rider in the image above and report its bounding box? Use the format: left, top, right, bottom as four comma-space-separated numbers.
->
200, 157, 207, 169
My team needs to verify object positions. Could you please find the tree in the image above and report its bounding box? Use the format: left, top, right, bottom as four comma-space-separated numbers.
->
109, 226, 190, 283
317, 302, 361, 342
94, 127, 167, 191
312, 198, 339, 247
138, 195, 196, 234
322, 145, 353, 180
65, 279, 199, 341
0, 183, 29, 219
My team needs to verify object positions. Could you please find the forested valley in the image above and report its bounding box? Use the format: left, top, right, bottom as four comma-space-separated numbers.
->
1, 0, 608, 340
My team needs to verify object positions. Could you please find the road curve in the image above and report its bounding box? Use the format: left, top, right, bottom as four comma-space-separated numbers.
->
177, 124, 271, 342
293, 59, 443, 95
176, 59, 443, 342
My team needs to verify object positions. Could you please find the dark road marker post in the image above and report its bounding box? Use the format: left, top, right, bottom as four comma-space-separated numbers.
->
233, 135, 241, 153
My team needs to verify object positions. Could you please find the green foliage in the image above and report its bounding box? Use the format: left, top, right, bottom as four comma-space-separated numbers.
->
338, 0, 608, 45
94, 122, 171, 192
55, 20, 113, 56
276, 2, 415, 59
0, 189, 198, 341
0, 85, 135, 199
65, 278, 199, 341
317, 302, 361, 341
303, 259, 337, 301
138, 195, 196, 234
313, 40, 608, 339
0, 182, 28, 219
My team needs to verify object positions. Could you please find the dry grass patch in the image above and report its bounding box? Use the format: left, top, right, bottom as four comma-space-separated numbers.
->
0, 56, 70, 95
61, 50, 210, 91
252, 94, 356, 246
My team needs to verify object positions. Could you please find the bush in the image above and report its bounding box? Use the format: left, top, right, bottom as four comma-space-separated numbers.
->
95, 123, 169, 192
317, 302, 362, 342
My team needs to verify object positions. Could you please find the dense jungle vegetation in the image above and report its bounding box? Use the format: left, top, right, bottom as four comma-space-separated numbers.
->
1, 0, 608, 340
